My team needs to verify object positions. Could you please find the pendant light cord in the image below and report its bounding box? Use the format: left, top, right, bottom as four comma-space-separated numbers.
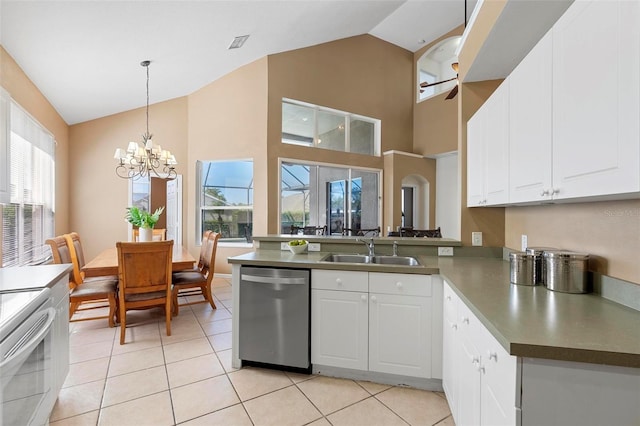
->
146, 62, 150, 138
464, 0, 467, 27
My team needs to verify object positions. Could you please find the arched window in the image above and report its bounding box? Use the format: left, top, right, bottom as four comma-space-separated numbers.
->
417, 36, 461, 102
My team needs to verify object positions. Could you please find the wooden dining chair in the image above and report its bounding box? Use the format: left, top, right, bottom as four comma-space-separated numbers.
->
46, 236, 76, 290
116, 240, 174, 345
400, 227, 442, 238
46, 235, 117, 327
64, 232, 119, 284
132, 228, 167, 241
290, 225, 327, 236
341, 227, 381, 237
171, 232, 220, 315
196, 230, 212, 270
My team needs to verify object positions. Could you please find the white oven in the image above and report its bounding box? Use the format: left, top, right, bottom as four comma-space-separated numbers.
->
0, 288, 55, 426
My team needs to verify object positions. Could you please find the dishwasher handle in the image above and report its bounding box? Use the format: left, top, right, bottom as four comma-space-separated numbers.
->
241, 274, 307, 285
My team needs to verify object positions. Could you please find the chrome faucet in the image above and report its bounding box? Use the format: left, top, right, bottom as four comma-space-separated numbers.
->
393, 241, 399, 256
357, 238, 375, 256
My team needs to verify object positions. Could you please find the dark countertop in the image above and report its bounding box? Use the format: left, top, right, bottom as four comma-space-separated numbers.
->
228, 250, 640, 368
0, 264, 72, 292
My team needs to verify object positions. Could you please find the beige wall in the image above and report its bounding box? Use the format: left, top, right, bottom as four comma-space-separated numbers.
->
383, 152, 437, 233
265, 35, 415, 233
68, 97, 188, 260
505, 200, 640, 284
413, 26, 463, 157
1, 47, 70, 235
187, 58, 269, 274
458, 80, 506, 248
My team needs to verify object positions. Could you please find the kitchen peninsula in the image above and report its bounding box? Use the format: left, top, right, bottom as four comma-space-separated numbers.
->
229, 236, 640, 425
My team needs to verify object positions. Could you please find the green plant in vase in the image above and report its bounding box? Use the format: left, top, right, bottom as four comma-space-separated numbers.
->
125, 206, 164, 241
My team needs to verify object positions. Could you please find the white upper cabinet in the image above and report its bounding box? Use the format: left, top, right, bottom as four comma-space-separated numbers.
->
467, 81, 510, 207
473, 0, 640, 206
552, 0, 640, 200
467, 109, 486, 207
509, 30, 553, 203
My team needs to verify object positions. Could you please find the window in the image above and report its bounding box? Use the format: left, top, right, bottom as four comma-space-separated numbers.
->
280, 161, 380, 235
1, 98, 55, 267
282, 99, 380, 156
197, 160, 253, 244
417, 36, 460, 102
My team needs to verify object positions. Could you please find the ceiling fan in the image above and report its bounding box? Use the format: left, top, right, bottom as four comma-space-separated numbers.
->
420, 62, 459, 100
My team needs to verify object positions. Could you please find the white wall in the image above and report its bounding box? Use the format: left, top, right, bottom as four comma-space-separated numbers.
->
436, 153, 460, 239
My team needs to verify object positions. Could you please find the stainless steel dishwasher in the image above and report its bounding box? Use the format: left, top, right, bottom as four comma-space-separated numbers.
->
239, 266, 310, 371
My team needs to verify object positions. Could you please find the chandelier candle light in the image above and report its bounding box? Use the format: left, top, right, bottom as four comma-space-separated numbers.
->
114, 60, 177, 180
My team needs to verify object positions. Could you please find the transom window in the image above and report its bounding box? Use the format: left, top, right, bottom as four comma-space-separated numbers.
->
197, 160, 253, 245
282, 99, 380, 156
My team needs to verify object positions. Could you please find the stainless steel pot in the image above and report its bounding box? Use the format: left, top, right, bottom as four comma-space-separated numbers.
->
525, 246, 557, 286
509, 251, 536, 286
544, 251, 590, 293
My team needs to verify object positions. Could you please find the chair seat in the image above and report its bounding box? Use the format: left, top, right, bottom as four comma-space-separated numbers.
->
71, 280, 117, 298
124, 290, 170, 302
172, 271, 206, 285
84, 275, 119, 283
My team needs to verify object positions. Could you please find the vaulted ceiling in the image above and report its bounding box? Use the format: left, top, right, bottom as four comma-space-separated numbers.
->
0, 1, 473, 125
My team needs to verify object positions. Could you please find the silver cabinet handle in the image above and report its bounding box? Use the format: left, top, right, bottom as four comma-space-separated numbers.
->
241, 274, 306, 285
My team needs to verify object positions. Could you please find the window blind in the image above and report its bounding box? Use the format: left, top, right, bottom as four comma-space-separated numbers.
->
1, 99, 55, 267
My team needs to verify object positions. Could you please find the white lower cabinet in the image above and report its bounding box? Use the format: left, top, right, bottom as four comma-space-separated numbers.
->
311, 288, 368, 370
312, 270, 434, 379
369, 272, 432, 378
51, 274, 70, 398
443, 280, 517, 426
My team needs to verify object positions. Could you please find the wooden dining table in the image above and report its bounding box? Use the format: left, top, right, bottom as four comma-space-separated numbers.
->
82, 244, 196, 278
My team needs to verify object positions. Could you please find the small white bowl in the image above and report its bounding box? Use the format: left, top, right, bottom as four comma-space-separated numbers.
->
288, 241, 308, 254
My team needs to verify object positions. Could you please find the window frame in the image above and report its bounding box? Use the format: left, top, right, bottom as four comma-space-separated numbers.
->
282, 98, 381, 156
196, 159, 254, 248
278, 158, 382, 235
1, 95, 56, 267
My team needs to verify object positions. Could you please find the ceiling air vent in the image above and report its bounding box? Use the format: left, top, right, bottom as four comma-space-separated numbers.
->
228, 35, 250, 50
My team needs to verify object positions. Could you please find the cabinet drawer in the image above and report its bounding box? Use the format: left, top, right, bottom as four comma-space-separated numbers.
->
312, 269, 368, 292
369, 273, 431, 297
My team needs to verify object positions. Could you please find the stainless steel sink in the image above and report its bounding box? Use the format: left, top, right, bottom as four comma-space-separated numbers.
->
321, 254, 420, 266
321, 254, 373, 264
371, 255, 421, 266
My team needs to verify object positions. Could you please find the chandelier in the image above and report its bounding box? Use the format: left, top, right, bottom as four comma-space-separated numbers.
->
114, 60, 177, 180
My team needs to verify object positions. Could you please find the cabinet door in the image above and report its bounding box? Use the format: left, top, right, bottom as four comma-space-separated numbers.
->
442, 284, 458, 421
467, 109, 486, 207
50, 276, 70, 395
456, 333, 481, 426
509, 30, 553, 203
484, 81, 510, 205
369, 293, 431, 378
553, 0, 640, 200
311, 289, 368, 370
480, 325, 517, 426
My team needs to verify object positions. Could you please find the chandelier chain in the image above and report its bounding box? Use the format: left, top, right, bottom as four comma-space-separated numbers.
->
113, 60, 177, 180
146, 63, 149, 137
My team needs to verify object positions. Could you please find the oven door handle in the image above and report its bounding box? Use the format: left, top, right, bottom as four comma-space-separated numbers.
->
0, 307, 56, 370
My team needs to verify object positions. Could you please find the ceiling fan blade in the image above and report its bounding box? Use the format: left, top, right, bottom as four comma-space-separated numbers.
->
445, 84, 459, 100
420, 76, 457, 88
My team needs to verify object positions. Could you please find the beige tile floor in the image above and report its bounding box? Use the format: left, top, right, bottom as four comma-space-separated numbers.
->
50, 277, 454, 426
